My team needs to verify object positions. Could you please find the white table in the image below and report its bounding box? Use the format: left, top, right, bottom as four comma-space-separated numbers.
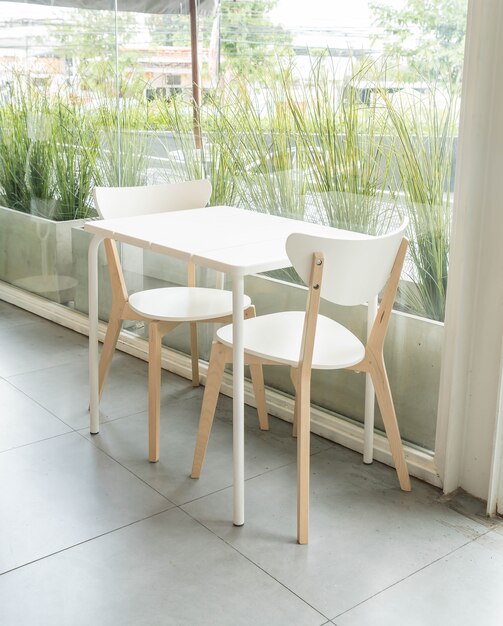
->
85, 206, 376, 526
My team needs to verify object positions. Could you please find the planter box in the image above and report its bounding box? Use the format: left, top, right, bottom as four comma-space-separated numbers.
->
71, 226, 112, 322
0, 205, 82, 304
72, 227, 150, 332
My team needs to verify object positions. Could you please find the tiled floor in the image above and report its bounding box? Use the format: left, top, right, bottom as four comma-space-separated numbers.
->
0, 299, 502, 626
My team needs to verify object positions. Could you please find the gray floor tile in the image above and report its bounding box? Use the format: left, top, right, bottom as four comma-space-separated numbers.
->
7, 351, 161, 430
0, 301, 38, 330
0, 317, 88, 377
0, 508, 326, 626
335, 530, 503, 626
0, 432, 172, 573
81, 390, 332, 505
183, 446, 488, 617
2, 304, 501, 624
0, 379, 70, 452
438, 488, 500, 529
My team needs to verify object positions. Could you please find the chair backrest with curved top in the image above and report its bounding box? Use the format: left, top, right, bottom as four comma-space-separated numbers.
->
285, 220, 408, 306
93, 179, 212, 220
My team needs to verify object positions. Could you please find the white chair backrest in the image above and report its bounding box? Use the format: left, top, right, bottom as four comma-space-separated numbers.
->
286, 220, 408, 306
93, 179, 212, 219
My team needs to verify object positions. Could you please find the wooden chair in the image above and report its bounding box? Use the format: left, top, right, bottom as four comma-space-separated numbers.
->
191, 222, 411, 544
93, 180, 268, 463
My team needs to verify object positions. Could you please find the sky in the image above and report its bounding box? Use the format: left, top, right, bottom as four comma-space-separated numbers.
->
270, 0, 372, 28
0, 0, 405, 50
270, 0, 404, 30
268, 0, 403, 50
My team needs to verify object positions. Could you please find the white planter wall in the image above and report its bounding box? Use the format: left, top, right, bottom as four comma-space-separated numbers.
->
0, 205, 82, 304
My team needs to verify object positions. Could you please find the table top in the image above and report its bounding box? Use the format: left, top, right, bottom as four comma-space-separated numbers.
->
84, 205, 362, 275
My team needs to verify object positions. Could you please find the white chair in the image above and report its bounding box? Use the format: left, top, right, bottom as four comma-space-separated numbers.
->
191, 222, 411, 544
93, 180, 269, 463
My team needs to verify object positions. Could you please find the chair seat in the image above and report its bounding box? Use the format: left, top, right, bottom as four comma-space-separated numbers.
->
216, 311, 365, 369
128, 287, 251, 322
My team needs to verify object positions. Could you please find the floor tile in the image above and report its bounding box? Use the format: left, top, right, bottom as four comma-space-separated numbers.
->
0, 379, 70, 452
0, 301, 38, 330
0, 432, 171, 573
0, 317, 88, 377
335, 530, 503, 626
2, 302, 502, 625
7, 351, 162, 430
81, 390, 333, 505
438, 488, 499, 528
183, 446, 488, 617
0, 508, 326, 626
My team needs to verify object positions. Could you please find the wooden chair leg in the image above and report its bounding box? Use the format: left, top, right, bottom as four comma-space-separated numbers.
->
290, 368, 299, 438
98, 309, 123, 400
249, 363, 269, 430
370, 355, 411, 492
296, 374, 311, 545
190, 322, 200, 387
244, 305, 256, 320
191, 340, 229, 478
243, 304, 269, 429
148, 321, 162, 463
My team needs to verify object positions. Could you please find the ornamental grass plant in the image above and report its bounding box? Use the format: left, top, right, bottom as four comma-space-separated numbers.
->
51, 97, 98, 220
0, 80, 31, 213
283, 56, 397, 235
0, 60, 457, 320
93, 74, 150, 188
379, 84, 457, 321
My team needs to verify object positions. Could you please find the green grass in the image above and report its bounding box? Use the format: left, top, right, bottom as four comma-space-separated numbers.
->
0, 81, 30, 213
380, 84, 456, 320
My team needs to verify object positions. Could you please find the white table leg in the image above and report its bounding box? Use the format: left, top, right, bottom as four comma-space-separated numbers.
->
232, 274, 245, 526
89, 235, 102, 434
363, 295, 378, 463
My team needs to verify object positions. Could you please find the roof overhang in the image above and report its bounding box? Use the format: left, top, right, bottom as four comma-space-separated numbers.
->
6, 0, 218, 16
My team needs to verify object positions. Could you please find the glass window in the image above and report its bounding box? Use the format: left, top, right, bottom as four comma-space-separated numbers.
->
0, 0, 468, 453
